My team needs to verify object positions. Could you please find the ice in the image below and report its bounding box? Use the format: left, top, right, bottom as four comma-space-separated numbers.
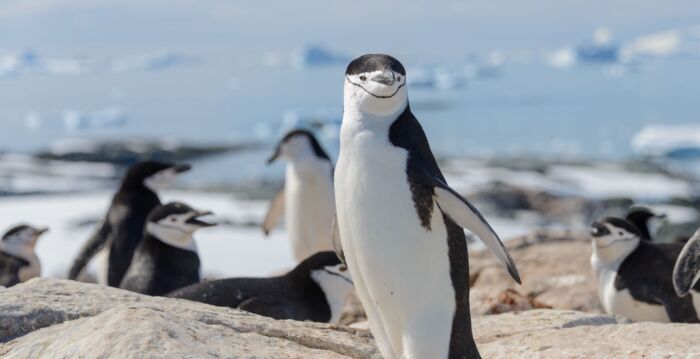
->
109, 50, 185, 73
63, 107, 127, 130
0, 50, 90, 77
631, 124, 700, 157
544, 47, 577, 68
291, 45, 349, 69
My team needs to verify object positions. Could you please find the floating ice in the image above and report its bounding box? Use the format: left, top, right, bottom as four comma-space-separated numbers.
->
291, 45, 349, 69
631, 124, 700, 158
63, 107, 127, 130
110, 50, 185, 73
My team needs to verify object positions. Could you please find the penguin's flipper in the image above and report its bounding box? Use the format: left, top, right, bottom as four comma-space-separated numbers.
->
238, 297, 295, 320
67, 218, 112, 280
673, 229, 700, 296
332, 213, 346, 266
428, 174, 521, 284
262, 187, 285, 236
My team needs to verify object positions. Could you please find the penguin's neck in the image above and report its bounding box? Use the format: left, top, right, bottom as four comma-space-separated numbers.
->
0, 241, 38, 263
145, 223, 198, 253
310, 270, 354, 324
287, 155, 332, 183
591, 241, 638, 276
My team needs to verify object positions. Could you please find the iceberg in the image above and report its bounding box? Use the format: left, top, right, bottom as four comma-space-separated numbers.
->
632, 125, 700, 159
291, 45, 349, 69
110, 50, 185, 73
63, 107, 127, 130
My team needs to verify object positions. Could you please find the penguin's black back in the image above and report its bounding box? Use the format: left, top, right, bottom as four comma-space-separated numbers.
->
388, 105, 479, 358
168, 268, 331, 322
106, 187, 161, 286
616, 241, 700, 322
120, 234, 200, 296
0, 251, 29, 287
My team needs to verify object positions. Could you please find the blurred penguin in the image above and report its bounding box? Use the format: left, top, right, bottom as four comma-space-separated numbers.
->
120, 202, 215, 296
263, 130, 335, 262
0, 224, 48, 287
68, 161, 191, 286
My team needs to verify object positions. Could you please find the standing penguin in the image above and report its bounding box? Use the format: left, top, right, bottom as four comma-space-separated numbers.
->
264, 129, 335, 262
67, 161, 191, 286
590, 218, 699, 322
120, 202, 215, 296
168, 251, 354, 323
334, 54, 520, 359
0, 224, 48, 287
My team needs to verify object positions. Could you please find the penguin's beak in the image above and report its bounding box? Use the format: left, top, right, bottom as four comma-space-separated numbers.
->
267, 146, 282, 164
173, 164, 192, 174
590, 222, 610, 238
185, 210, 217, 227
371, 70, 395, 86
35, 227, 49, 236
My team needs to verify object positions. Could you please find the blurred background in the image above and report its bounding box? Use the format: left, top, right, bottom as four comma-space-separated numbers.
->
0, 0, 698, 279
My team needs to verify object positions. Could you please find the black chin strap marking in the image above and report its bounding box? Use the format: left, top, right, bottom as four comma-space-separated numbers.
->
322, 268, 354, 285
346, 75, 405, 99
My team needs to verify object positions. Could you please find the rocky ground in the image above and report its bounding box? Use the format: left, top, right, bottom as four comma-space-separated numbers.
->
3, 278, 700, 358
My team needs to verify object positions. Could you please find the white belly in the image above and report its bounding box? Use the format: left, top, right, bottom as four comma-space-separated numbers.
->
18, 255, 40, 283
336, 133, 455, 359
286, 170, 335, 262
689, 290, 700, 319
598, 268, 670, 322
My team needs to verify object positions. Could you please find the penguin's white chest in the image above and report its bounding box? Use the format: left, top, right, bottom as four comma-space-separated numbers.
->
335, 132, 455, 359
285, 162, 335, 261
18, 255, 40, 283
597, 265, 670, 322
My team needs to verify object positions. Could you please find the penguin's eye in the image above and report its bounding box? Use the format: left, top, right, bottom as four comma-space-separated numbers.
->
339, 265, 347, 272
618, 232, 623, 236
171, 218, 178, 223
397, 76, 402, 81
359, 75, 367, 81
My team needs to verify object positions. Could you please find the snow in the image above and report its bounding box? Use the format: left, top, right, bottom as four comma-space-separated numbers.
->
444, 159, 696, 201
631, 124, 700, 157
0, 155, 118, 195
544, 47, 577, 68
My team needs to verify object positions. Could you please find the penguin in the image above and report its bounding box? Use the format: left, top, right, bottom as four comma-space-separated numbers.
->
168, 251, 353, 324
264, 129, 336, 262
0, 224, 48, 287
333, 54, 520, 359
120, 202, 215, 296
672, 228, 700, 300
590, 217, 699, 323
625, 205, 665, 242
67, 161, 191, 286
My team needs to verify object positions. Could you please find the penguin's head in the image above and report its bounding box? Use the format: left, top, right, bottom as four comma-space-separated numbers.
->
122, 161, 191, 192
1, 224, 48, 253
590, 217, 642, 262
146, 202, 216, 250
344, 54, 407, 116
267, 129, 330, 164
625, 205, 666, 241
296, 251, 353, 285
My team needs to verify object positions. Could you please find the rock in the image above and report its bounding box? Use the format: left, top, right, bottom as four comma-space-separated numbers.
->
0, 278, 380, 359
2, 279, 700, 358
474, 310, 700, 358
470, 230, 603, 314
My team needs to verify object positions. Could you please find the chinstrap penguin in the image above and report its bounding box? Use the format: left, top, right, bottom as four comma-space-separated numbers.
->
68, 161, 191, 286
168, 251, 353, 323
120, 202, 215, 296
334, 54, 520, 359
590, 217, 699, 323
264, 129, 335, 262
0, 224, 48, 287
625, 205, 665, 242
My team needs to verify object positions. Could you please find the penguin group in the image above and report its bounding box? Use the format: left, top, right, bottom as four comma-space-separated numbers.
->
0, 53, 524, 359
590, 206, 700, 323
7, 52, 698, 359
